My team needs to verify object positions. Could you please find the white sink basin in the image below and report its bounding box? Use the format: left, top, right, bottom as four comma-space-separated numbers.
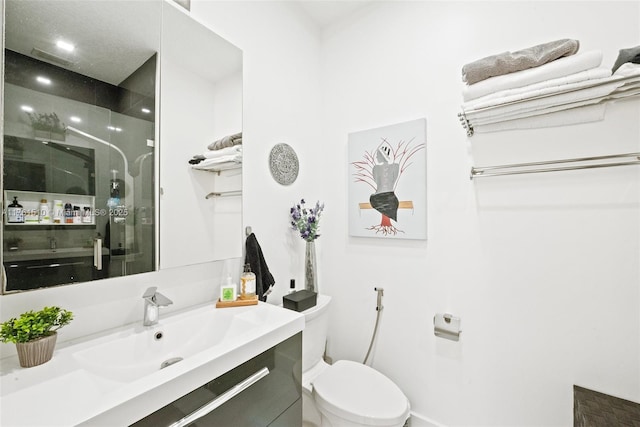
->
72, 305, 259, 382
0, 301, 304, 427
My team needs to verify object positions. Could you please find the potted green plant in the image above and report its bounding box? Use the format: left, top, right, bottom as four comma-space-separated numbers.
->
0, 306, 73, 368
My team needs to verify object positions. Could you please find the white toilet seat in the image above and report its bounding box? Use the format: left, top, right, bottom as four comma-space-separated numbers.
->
311, 360, 410, 426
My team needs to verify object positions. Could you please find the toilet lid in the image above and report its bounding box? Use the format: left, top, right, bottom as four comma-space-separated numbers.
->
312, 360, 410, 426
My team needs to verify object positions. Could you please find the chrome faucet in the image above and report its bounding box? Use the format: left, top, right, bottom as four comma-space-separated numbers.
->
142, 287, 173, 326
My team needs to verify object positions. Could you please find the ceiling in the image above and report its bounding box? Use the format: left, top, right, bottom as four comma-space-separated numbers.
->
5, 0, 363, 86
5, 0, 162, 86
5, 1, 241, 88
294, 1, 372, 28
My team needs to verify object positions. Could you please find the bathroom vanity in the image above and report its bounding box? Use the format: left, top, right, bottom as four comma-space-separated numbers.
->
133, 333, 302, 426
0, 302, 304, 426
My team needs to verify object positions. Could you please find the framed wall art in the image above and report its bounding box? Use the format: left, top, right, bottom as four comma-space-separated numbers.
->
348, 118, 427, 239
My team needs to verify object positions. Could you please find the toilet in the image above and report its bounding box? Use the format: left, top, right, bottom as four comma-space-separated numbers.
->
300, 294, 410, 427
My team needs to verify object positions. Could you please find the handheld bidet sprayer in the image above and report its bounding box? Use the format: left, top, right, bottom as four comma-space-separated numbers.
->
364, 287, 384, 365
375, 287, 384, 311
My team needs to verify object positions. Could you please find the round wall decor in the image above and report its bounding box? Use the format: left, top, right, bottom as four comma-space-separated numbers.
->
269, 143, 299, 185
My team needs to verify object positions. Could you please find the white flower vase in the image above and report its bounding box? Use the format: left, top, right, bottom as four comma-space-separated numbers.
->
305, 240, 317, 293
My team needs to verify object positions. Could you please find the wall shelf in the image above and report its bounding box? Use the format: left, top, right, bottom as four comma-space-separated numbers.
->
4, 190, 96, 226
191, 162, 242, 176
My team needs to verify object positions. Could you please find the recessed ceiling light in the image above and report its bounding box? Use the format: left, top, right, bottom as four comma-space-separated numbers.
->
141, 108, 151, 114
115, 127, 122, 132
56, 40, 75, 52
70, 116, 81, 123
21, 105, 34, 112
36, 76, 51, 85
107, 125, 116, 131
107, 126, 123, 132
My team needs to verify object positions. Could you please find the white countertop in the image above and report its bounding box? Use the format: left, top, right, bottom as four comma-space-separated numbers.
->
0, 302, 304, 426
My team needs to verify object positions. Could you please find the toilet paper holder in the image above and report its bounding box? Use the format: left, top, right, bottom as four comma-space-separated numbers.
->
433, 313, 462, 341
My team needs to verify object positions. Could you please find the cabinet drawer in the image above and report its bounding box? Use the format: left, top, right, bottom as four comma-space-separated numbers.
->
132, 332, 302, 427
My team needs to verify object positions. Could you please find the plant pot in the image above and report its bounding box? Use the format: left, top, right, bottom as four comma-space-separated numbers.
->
15, 332, 57, 368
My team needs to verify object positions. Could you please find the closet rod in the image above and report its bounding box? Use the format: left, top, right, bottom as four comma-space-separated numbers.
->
205, 190, 242, 199
471, 152, 640, 179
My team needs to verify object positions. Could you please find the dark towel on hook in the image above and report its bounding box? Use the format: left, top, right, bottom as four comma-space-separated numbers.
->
245, 233, 275, 302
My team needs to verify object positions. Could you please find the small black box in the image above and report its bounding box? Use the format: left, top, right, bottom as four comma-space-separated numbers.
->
283, 290, 317, 312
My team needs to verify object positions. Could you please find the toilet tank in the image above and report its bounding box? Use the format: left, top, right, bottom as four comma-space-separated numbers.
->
301, 294, 331, 372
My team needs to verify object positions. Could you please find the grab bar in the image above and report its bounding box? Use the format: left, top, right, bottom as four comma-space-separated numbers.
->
168, 367, 269, 427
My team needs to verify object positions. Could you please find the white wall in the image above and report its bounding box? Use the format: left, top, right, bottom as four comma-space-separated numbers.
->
318, 1, 640, 426
192, 1, 639, 425
191, 1, 325, 297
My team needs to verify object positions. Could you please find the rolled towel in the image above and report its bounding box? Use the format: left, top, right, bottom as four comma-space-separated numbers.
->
462, 39, 580, 85
462, 50, 603, 102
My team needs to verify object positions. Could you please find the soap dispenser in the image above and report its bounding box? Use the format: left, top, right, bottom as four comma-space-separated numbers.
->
239, 263, 256, 300
107, 169, 121, 208
7, 196, 24, 223
220, 274, 237, 302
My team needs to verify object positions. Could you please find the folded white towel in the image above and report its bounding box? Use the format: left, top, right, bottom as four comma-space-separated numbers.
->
466, 80, 640, 129
201, 145, 242, 160
463, 67, 612, 111
471, 103, 607, 134
463, 75, 617, 119
463, 68, 640, 125
467, 97, 607, 127
462, 50, 603, 102
191, 154, 242, 171
613, 62, 640, 77
468, 84, 640, 135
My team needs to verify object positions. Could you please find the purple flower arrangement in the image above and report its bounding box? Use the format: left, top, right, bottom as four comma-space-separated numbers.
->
290, 199, 325, 242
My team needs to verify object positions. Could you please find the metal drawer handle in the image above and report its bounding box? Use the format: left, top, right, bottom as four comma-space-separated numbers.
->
26, 261, 86, 269
168, 367, 270, 427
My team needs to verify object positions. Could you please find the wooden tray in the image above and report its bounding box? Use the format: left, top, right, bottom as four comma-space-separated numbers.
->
216, 296, 258, 308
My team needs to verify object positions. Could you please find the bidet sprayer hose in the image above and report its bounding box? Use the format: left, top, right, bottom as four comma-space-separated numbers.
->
363, 287, 385, 365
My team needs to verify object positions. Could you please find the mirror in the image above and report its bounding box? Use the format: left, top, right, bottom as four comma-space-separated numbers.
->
159, 3, 243, 269
2, 0, 161, 292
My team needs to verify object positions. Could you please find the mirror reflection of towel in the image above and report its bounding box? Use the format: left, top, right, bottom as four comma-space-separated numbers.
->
245, 233, 275, 302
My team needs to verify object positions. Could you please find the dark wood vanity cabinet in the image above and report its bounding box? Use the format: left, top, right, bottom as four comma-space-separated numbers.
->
132, 332, 302, 427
